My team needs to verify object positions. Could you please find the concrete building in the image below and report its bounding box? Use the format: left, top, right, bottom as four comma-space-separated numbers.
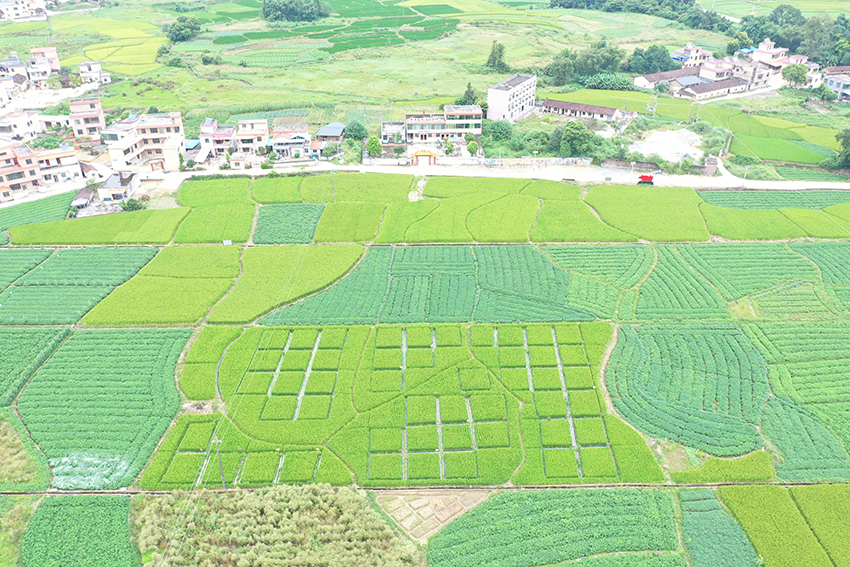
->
699, 60, 733, 82
269, 124, 310, 158
236, 119, 269, 154
679, 77, 748, 100
541, 99, 622, 122
0, 138, 41, 200
405, 105, 482, 143
199, 118, 236, 158
0, 0, 46, 21
79, 61, 111, 84
102, 112, 184, 172
0, 109, 38, 140
316, 122, 346, 142
823, 71, 850, 100
97, 171, 139, 202
0, 52, 25, 76
633, 66, 700, 89
26, 56, 50, 88
37, 113, 71, 131
672, 43, 710, 68
31, 46, 59, 72
69, 97, 106, 139
380, 122, 405, 146
487, 73, 537, 122
35, 146, 83, 186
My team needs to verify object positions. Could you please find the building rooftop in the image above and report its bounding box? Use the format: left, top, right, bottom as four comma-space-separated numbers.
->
70, 97, 101, 105
639, 66, 700, 84
490, 73, 535, 91
824, 66, 850, 75
273, 123, 308, 133
685, 77, 747, 95
542, 99, 617, 116
444, 105, 482, 114
674, 76, 705, 87
316, 122, 346, 137
101, 172, 135, 190
405, 114, 445, 124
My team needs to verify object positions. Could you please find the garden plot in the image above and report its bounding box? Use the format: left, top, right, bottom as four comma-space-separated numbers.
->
679, 489, 761, 567
143, 322, 661, 488
262, 245, 594, 326
83, 246, 240, 325
17, 329, 190, 489
20, 496, 136, 567
429, 489, 680, 567
607, 323, 769, 456
0, 247, 156, 325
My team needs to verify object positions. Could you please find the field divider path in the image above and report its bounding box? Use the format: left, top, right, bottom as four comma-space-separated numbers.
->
215, 328, 246, 399
267, 331, 293, 396
292, 330, 323, 420
436, 397, 446, 480
8, 479, 842, 497
552, 326, 581, 470
203, 244, 247, 325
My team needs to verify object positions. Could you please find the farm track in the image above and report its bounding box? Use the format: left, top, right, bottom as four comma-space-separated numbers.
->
5, 479, 846, 497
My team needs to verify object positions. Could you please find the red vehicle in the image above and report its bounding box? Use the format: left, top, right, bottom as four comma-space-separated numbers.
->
637, 175, 654, 185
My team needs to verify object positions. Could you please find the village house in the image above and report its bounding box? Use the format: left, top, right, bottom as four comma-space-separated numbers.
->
0, 109, 38, 140
405, 105, 482, 144
236, 119, 269, 154
199, 118, 236, 159
633, 66, 700, 90
316, 122, 346, 142
0, 139, 40, 200
35, 145, 83, 187
79, 61, 111, 84
31, 47, 59, 72
268, 124, 311, 159
69, 97, 106, 139
0, 52, 25, 76
541, 99, 622, 122
487, 73, 537, 122
672, 43, 711, 68
678, 77, 748, 100
380, 122, 405, 146
25, 55, 50, 88
97, 171, 139, 202
0, 0, 47, 21
102, 112, 184, 172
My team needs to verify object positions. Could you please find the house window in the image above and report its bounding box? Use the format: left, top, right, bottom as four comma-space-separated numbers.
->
1, 192, 8, 198
10, 183, 20, 190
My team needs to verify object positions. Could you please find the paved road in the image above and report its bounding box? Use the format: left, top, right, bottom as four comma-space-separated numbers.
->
147, 160, 850, 191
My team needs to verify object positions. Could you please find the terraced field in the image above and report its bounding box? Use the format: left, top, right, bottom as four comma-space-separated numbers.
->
2, 173, 850, 566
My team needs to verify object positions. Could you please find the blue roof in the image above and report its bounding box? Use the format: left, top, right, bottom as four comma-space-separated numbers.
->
185, 138, 200, 150
317, 122, 346, 137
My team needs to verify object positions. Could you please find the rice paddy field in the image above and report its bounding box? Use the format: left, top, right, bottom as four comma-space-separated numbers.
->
0, 172, 849, 565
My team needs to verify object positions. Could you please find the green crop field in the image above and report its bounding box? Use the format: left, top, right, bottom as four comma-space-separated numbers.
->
17, 329, 189, 489
20, 496, 136, 567
1, 171, 850, 563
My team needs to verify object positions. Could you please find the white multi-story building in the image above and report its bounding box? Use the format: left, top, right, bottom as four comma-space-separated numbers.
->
236, 119, 269, 154
405, 105, 482, 144
69, 97, 106, 138
26, 56, 50, 88
35, 146, 83, 187
0, 52, 25, 76
79, 61, 111, 84
0, 0, 46, 21
269, 124, 311, 158
487, 73, 537, 122
199, 118, 236, 158
31, 47, 59, 72
102, 112, 185, 172
0, 109, 38, 140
